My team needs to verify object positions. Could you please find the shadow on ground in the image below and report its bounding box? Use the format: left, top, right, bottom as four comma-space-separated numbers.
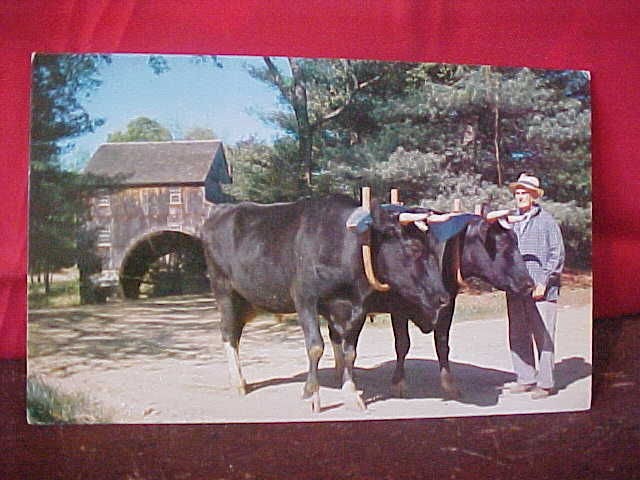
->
247, 355, 592, 408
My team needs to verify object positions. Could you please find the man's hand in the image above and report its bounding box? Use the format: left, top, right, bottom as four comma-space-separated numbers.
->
532, 284, 546, 300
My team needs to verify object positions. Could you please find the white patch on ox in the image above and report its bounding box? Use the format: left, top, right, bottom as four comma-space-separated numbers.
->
224, 342, 246, 395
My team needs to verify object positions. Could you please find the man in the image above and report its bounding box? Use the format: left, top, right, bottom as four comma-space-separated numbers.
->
506, 173, 565, 399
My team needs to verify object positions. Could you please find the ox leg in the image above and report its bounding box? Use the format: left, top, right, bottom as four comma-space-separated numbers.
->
340, 308, 367, 411
391, 314, 410, 397
295, 302, 325, 413
219, 292, 251, 395
434, 301, 461, 399
328, 323, 345, 385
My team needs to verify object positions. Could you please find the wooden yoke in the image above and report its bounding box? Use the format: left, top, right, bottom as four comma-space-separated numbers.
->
390, 188, 399, 205
361, 187, 390, 292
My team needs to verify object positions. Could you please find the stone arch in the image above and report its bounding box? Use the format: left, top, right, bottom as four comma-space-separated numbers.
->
119, 230, 209, 299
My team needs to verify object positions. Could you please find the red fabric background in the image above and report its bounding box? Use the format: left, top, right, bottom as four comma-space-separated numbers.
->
1, 1, 639, 359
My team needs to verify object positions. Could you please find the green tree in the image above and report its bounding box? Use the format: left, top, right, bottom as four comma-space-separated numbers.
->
349, 64, 591, 206
230, 58, 591, 267
226, 136, 304, 202
30, 54, 110, 293
183, 126, 217, 140
107, 116, 173, 142
249, 57, 410, 195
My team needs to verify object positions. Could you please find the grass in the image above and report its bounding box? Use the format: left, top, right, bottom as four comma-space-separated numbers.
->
26, 376, 111, 424
28, 279, 80, 309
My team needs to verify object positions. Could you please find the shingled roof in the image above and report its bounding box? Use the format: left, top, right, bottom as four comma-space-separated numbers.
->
84, 140, 228, 186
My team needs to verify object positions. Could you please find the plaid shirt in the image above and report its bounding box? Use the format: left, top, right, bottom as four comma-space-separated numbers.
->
513, 205, 565, 301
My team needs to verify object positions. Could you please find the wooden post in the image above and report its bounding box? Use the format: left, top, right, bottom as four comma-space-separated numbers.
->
362, 186, 371, 212
390, 188, 399, 205
474, 204, 483, 215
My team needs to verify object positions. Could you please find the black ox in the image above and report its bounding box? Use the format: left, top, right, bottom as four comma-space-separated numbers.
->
200, 195, 450, 412
328, 210, 535, 399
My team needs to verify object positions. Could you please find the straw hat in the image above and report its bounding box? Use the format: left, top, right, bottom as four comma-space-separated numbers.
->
508, 173, 544, 198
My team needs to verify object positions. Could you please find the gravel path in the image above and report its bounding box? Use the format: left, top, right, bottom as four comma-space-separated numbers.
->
28, 294, 592, 423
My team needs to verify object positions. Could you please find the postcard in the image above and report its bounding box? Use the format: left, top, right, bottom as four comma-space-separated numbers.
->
27, 53, 592, 423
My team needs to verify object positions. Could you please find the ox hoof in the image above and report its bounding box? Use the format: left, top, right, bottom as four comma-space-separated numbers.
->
391, 379, 408, 398
342, 381, 367, 411
302, 383, 323, 413
440, 374, 461, 400
309, 391, 321, 413
303, 389, 322, 413
444, 387, 461, 400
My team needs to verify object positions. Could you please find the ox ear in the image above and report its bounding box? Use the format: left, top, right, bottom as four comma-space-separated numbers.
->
426, 212, 477, 243
346, 207, 373, 234
370, 203, 404, 237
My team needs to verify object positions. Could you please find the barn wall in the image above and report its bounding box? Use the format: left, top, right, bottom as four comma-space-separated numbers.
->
88, 185, 212, 273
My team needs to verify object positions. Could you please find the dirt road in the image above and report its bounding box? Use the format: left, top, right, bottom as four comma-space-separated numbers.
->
28, 293, 592, 423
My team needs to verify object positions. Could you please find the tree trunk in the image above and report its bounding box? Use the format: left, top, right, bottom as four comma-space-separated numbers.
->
493, 104, 503, 186
484, 66, 503, 186
288, 58, 314, 188
44, 269, 51, 295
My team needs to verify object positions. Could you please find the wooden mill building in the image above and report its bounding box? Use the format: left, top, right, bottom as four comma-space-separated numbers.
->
83, 140, 231, 300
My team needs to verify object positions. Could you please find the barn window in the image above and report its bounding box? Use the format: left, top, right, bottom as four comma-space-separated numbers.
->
97, 226, 112, 247
97, 195, 111, 208
169, 188, 182, 205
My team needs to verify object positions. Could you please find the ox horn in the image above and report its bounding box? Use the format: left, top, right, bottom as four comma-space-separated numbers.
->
361, 187, 391, 292
398, 212, 429, 224
399, 212, 454, 225
485, 209, 528, 224
362, 244, 391, 292
485, 209, 511, 221
485, 209, 531, 230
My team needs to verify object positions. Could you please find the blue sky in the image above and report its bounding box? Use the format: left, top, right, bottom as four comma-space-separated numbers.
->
62, 54, 289, 171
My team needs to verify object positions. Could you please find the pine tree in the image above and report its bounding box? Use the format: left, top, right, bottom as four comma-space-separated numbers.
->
30, 54, 110, 293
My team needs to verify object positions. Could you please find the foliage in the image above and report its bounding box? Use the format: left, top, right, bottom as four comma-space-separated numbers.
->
544, 201, 592, 269
248, 57, 414, 193
107, 116, 173, 142
30, 54, 111, 292
27, 376, 110, 424
183, 126, 217, 140
29, 277, 80, 309
226, 136, 307, 202
349, 64, 591, 206
245, 59, 590, 205
31, 54, 110, 154
235, 58, 591, 268
360, 147, 512, 209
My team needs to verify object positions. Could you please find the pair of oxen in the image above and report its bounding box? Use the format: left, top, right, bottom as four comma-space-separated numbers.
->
201, 192, 534, 412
